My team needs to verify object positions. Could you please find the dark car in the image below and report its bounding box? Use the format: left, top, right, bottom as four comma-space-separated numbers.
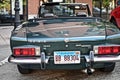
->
0, 14, 15, 23
9, 2, 120, 75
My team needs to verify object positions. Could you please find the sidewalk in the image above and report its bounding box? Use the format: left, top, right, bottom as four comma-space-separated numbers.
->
0, 26, 14, 46
0, 26, 13, 63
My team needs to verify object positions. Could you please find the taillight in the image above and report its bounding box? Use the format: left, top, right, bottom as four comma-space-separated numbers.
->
13, 46, 40, 56
94, 45, 120, 55
13, 48, 35, 56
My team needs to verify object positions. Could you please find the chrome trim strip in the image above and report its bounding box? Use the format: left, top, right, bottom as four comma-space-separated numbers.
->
11, 37, 27, 41
11, 36, 105, 42
107, 34, 120, 39
9, 56, 50, 64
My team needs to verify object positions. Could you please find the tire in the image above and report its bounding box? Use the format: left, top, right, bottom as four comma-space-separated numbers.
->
110, 18, 118, 27
17, 65, 32, 74
100, 62, 115, 73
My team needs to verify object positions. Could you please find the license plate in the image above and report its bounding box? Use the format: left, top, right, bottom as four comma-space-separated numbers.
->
54, 51, 80, 64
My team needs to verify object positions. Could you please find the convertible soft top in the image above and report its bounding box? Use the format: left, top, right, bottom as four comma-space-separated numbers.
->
39, 2, 91, 17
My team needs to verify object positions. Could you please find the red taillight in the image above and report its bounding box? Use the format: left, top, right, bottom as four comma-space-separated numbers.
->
113, 46, 119, 53
94, 46, 120, 55
13, 48, 35, 56
98, 47, 112, 54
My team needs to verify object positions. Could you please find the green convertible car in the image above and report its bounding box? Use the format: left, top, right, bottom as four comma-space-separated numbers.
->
9, 3, 120, 75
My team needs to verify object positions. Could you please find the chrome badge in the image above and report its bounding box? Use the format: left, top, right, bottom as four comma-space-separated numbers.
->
64, 38, 69, 43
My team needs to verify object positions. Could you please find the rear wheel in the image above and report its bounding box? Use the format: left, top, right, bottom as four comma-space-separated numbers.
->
100, 62, 115, 72
17, 65, 32, 74
110, 18, 118, 27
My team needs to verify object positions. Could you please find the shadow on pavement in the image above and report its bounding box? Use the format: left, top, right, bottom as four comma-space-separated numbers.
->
0, 23, 14, 26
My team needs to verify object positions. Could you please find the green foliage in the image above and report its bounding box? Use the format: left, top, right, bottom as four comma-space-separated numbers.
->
102, 0, 112, 8
102, 0, 113, 15
93, 0, 113, 8
0, 0, 10, 11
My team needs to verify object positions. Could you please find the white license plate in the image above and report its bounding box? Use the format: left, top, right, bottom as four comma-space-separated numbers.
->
54, 51, 80, 64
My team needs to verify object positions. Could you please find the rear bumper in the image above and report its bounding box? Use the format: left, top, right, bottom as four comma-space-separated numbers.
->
8, 56, 50, 64
9, 51, 120, 64
8, 55, 120, 70
8, 51, 120, 69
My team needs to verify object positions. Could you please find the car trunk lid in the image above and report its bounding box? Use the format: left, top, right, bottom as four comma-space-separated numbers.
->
12, 18, 106, 55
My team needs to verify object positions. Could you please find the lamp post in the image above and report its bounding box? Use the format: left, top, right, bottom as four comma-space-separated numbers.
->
100, 0, 102, 18
14, 0, 20, 29
10, 0, 12, 25
26, 0, 28, 21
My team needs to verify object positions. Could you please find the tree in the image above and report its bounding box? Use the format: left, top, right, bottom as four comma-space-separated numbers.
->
93, 0, 113, 18
0, 0, 3, 3
103, 0, 112, 11
0, 0, 10, 14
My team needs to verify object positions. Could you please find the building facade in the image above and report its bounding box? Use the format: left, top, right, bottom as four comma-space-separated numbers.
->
0, 0, 117, 20
28, 0, 40, 19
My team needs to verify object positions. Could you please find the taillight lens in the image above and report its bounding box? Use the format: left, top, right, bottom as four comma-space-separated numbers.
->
94, 46, 120, 55
13, 48, 35, 56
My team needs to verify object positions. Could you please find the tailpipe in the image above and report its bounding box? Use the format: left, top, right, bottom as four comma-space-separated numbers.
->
82, 51, 95, 75
82, 68, 95, 75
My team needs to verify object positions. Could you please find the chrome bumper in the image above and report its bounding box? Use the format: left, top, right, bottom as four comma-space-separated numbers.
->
9, 55, 120, 64
9, 52, 49, 64
8, 56, 50, 64
8, 51, 120, 64
85, 51, 120, 62
85, 56, 120, 62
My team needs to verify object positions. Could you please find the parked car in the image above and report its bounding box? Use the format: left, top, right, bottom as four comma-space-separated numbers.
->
9, 2, 120, 75
0, 13, 15, 23
110, 5, 120, 28
92, 7, 111, 18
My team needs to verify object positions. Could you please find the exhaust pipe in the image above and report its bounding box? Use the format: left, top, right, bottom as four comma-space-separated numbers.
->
82, 68, 95, 75
87, 68, 95, 75
82, 51, 95, 75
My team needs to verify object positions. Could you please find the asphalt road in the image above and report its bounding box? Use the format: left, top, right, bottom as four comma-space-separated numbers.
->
0, 26, 120, 80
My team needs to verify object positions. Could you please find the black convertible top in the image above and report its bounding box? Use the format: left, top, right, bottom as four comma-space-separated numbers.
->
40, 2, 91, 17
